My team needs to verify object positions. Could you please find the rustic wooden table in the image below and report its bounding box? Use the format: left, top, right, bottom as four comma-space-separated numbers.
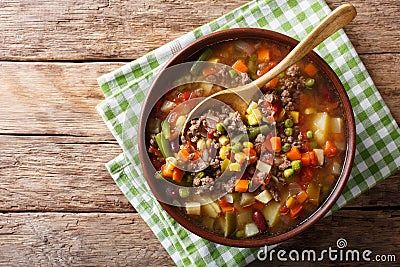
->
0, 0, 398, 266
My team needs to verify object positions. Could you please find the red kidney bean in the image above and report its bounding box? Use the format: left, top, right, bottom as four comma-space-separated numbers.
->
252, 210, 268, 232
170, 137, 180, 153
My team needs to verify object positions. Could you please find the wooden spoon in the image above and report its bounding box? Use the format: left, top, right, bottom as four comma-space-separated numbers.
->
182, 3, 356, 133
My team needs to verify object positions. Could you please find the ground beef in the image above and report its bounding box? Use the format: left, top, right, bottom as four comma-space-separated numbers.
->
278, 156, 291, 171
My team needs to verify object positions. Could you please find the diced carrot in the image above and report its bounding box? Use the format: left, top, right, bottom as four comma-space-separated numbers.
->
332, 133, 345, 141
309, 151, 318, 166
202, 67, 218, 77
279, 204, 289, 214
323, 140, 337, 157
219, 198, 234, 213
286, 146, 301, 161
257, 48, 270, 62
296, 191, 308, 204
178, 148, 190, 161
301, 153, 311, 166
161, 164, 173, 178
243, 147, 258, 164
270, 136, 282, 152
290, 205, 304, 218
268, 77, 279, 89
172, 168, 184, 183
235, 179, 249, 192
232, 59, 249, 73
304, 63, 318, 77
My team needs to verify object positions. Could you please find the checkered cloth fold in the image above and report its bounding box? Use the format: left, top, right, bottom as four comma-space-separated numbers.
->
96, 0, 400, 266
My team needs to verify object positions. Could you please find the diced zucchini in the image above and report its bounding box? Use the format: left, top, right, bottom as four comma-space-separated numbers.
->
240, 193, 255, 207
255, 190, 273, 204
306, 182, 320, 205
201, 216, 215, 230
224, 211, 237, 237
331, 117, 343, 134
313, 148, 324, 166
244, 223, 260, 237
237, 210, 252, 226
185, 202, 201, 215
261, 201, 281, 227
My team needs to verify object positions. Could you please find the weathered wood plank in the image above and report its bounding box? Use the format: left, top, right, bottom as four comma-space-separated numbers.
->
0, 135, 132, 212
1, 53, 398, 137
0, 0, 398, 61
0, 135, 399, 212
0, 62, 124, 137
0, 210, 397, 266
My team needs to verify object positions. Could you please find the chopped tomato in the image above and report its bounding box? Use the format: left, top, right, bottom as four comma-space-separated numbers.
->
243, 147, 258, 164
300, 166, 314, 183
279, 204, 289, 215
323, 140, 337, 157
290, 205, 304, 218
178, 91, 191, 102
161, 164, 173, 178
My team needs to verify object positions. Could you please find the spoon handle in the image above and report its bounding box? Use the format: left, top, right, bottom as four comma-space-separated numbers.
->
254, 3, 357, 89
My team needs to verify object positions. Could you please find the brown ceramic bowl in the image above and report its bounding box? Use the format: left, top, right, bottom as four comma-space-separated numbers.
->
138, 28, 356, 247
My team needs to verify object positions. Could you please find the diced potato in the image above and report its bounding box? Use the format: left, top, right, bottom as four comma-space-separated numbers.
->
256, 160, 272, 174
255, 190, 273, 204
200, 82, 213, 95
332, 161, 342, 176
313, 129, 325, 146
186, 202, 201, 216
160, 100, 176, 113
197, 139, 206, 151
313, 112, 330, 133
223, 193, 234, 204
240, 193, 255, 207
237, 210, 252, 226
330, 117, 343, 134
202, 202, 220, 218
334, 140, 346, 151
313, 149, 324, 166
261, 201, 281, 227
245, 223, 260, 237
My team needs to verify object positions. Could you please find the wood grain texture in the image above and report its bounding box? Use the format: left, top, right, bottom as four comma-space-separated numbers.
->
0, 0, 398, 61
0, 210, 397, 266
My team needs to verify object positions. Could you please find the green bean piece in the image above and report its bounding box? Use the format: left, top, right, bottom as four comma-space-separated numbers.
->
291, 160, 302, 171
247, 124, 270, 140
161, 120, 171, 140
190, 48, 212, 74
278, 72, 285, 79
284, 118, 293, 128
284, 168, 294, 179
282, 143, 291, 152
306, 130, 313, 139
224, 211, 237, 237
196, 172, 205, 179
248, 54, 258, 79
155, 132, 173, 158
232, 143, 242, 153
305, 78, 315, 87
235, 230, 245, 238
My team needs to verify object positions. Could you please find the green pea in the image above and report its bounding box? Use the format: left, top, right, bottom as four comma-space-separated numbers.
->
282, 143, 291, 152
229, 69, 237, 78
291, 160, 302, 171
278, 72, 285, 79
196, 172, 205, 179
235, 230, 245, 238
310, 141, 317, 149
306, 130, 313, 139
232, 143, 242, 153
179, 188, 190, 198
305, 78, 315, 87
216, 123, 225, 133
284, 119, 294, 128
284, 168, 294, 179
284, 127, 293, 136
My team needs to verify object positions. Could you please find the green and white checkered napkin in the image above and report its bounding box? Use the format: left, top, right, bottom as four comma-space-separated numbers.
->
96, 0, 400, 266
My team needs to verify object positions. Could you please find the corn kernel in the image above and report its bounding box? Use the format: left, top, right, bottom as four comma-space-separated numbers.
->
247, 114, 259, 126
286, 196, 298, 209
219, 146, 229, 160
228, 162, 241, 172
242, 141, 253, 148
175, 115, 187, 127
234, 152, 247, 164
206, 139, 212, 148
290, 111, 299, 123
221, 159, 231, 172
197, 139, 206, 151
246, 101, 258, 114
219, 135, 230, 146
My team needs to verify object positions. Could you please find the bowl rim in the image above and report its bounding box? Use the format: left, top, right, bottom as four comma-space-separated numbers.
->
138, 28, 356, 247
